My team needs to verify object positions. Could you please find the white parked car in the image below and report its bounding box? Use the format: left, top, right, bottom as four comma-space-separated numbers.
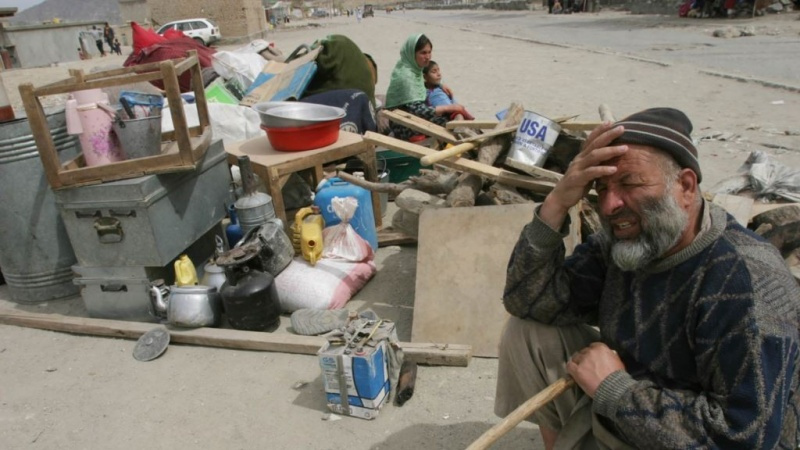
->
157, 18, 221, 46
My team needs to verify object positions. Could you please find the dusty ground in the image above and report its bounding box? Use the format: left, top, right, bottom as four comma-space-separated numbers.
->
1, 9, 799, 450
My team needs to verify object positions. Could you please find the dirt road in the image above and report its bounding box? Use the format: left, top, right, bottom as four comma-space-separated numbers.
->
1, 10, 798, 450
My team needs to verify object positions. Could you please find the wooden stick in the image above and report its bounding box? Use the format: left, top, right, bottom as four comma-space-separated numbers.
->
458, 125, 518, 143
364, 132, 560, 193
598, 104, 615, 122
0, 309, 472, 367
467, 377, 575, 450
446, 120, 500, 130
424, 123, 518, 170
380, 109, 459, 144
420, 142, 475, 166
559, 121, 602, 132
553, 114, 580, 123
446, 116, 579, 131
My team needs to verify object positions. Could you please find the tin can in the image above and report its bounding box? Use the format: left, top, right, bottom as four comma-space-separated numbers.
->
505, 110, 561, 175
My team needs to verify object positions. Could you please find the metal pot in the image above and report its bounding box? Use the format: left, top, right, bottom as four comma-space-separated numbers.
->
150, 283, 222, 328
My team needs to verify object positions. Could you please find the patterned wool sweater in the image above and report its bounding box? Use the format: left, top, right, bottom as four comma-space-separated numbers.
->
503, 202, 800, 449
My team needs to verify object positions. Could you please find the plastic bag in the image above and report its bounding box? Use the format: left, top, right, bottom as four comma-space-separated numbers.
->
161, 101, 263, 147
710, 151, 800, 203
322, 197, 373, 262
233, 39, 273, 55
211, 50, 268, 91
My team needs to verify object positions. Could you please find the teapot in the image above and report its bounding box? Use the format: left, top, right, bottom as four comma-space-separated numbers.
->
201, 236, 228, 291
150, 280, 222, 328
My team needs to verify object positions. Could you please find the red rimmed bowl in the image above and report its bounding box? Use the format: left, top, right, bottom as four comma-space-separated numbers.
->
260, 120, 342, 152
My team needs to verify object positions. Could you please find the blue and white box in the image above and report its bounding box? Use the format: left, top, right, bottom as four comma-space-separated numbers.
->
318, 339, 390, 420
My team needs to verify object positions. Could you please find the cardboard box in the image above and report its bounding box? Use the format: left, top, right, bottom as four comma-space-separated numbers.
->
239, 46, 321, 106
318, 338, 390, 420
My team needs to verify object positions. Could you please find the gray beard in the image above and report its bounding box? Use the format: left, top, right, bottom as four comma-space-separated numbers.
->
601, 191, 688, 272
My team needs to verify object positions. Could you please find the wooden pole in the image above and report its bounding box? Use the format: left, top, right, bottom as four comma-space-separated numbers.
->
598, 104, 615, 123
466, 377, 575, 450
0, 309, 473, 367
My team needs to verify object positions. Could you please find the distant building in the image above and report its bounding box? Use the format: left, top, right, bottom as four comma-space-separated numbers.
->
0, 5, 107, 69
119, 0, 268, 42
118, 0, 152, 27
0, 7, 18, 69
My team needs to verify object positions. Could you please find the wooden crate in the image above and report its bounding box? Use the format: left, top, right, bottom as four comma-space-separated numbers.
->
19, 50, 212, 189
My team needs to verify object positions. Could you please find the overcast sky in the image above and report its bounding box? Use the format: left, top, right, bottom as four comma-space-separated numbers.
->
0, 0, 45, 11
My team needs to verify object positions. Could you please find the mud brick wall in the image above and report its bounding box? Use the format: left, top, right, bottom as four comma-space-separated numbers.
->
148, 0, 267, 40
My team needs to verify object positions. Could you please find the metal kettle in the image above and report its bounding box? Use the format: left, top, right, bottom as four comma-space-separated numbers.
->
149, 279, 222, 328
216, 244, 282, 332
201, 236, 228, 291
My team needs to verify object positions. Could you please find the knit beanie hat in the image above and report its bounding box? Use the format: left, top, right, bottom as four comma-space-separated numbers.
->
611, 107, 701, 183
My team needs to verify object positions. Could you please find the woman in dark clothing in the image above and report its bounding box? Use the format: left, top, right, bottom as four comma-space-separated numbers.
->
384, 34, 469, 141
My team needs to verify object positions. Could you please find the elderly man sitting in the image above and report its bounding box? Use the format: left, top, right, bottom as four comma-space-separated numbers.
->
496, 108, 800, 449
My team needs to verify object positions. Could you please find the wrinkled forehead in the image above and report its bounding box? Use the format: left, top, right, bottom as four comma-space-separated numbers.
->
594, 146, 671, 185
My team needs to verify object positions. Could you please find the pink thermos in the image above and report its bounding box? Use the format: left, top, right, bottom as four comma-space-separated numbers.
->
65, 89, 125, 166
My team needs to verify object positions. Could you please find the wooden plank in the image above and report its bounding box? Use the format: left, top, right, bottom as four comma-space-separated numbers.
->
380, 109, 459, 144
378, 227, 417, 246
160, 60, 192, 162
19, 83, 62, 189
173, 54, 197, 75
188, 52, 210, 130
68, 68, 85, 83
364, 132, 559, 194
420, 142, 475, 167
354, 147, 384, 228
398, 342, 472, 367
38, 74, 80, 91
446, 120, 500, 130
553, 114, 580, 123
445, 115, 581, 131
713, 193, 754, 226
0, 309, 472, 367
412, 205, 535, 357
79, 59, 180, 81
55, 131, 211, 188
457, 125, 518, 143
560, 121, 602, 132
34, 72, 163, 96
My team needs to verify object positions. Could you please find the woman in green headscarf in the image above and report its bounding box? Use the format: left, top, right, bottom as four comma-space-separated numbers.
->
385, 34, 469, 141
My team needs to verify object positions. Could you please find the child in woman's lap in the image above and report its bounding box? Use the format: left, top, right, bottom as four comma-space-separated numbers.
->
423, 61, 474, 120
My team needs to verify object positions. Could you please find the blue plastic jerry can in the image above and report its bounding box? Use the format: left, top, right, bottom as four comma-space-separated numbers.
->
314, 177, 378, 251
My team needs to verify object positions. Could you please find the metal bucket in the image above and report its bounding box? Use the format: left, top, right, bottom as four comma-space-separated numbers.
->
0, 111, 81, 303
505, 110, 562, 176
112, 114, 162, 160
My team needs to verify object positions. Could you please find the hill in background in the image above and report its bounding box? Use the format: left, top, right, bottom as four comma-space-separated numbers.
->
10, 0, 120, 24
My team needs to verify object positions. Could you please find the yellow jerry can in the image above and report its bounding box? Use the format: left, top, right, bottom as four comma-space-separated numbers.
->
291, 207, 324, 266
174, 254, 198, 286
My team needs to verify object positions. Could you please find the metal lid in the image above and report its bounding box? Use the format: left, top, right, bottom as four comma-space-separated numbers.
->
133, 327, 170, 362
215, 243, 260, 267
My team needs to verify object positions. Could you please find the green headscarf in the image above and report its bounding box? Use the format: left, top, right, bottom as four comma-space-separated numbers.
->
304, 34, 376, 107
385, 33, 427, 109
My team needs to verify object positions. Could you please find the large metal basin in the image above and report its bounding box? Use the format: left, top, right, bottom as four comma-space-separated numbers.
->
253, 102, 345, 128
